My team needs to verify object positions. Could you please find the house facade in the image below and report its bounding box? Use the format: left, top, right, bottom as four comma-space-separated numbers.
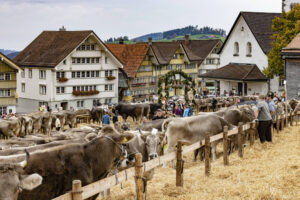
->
217, 12, 281, 96
0, 52, 23, 115
282, 32, 300, 100
282, 0, 300, 12
14, 30, 123, 113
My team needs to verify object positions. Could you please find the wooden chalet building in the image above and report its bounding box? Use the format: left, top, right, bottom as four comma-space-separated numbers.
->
0, 52, 23, 115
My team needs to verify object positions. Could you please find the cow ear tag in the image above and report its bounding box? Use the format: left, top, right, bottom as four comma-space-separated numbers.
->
123, 137, 128, 142
152, 128, 158, 135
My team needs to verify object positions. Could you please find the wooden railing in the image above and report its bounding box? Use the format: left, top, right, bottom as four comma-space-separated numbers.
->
53, 111, 299, 200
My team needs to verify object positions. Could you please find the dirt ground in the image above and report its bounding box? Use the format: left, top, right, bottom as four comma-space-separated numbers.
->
101, 125, 300, 200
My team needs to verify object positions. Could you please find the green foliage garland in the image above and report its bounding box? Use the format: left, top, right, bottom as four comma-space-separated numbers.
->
157, 69, 196, 104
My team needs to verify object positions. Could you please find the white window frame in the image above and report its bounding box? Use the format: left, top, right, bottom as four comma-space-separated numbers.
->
39, 70, 46, 79
39, 85, 46, 95
21, 83, 25, 93
29, 69, 32, 78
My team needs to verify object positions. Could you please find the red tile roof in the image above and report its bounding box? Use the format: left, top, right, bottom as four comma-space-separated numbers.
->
14, 31, 93, 68
106, 43, 150, 78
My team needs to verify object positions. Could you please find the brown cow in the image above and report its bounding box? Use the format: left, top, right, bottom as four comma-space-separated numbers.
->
0, 126, 135, 200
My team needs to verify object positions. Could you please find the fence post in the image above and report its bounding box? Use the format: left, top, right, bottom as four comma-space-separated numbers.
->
72, 180, 83, 200
176, 142, 183, 187
223, 126, 229, 166
296, 112, 298, 126
238, 122, 244, 158
276, 111, 279, 133
290, 113, 293, 126
249, 122, 255, 146
205, 132, 211, 176
206, 104, 209, 112
135, 153, 145, 200
281, 114, 284, 131
285, 112, 289, 128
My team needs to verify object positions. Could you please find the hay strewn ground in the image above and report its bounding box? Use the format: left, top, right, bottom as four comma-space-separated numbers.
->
102, 125, 300, 200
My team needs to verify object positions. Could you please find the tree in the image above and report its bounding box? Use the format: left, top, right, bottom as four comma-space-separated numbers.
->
264, 4, 300, 79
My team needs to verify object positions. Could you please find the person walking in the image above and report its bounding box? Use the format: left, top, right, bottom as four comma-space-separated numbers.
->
55, 118, 61, 131
257, 94, 273, 143
102, 111, 110, 125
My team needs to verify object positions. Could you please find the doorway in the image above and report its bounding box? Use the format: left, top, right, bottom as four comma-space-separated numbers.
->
238, 83, 243, 96
61, 102, 68, 110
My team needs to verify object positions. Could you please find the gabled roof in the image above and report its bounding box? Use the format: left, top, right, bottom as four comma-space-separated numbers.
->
282, 32, 300, 57
219, 12, 281, 55
14, 31, 93, 68
0, 52, 23, 71
106, 43, 150, 78
150, 42, 181, 65
180, 40, 221, 62
199, 63, 268, 81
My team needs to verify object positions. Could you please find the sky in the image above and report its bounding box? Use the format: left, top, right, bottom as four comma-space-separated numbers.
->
0, 0, 282, 51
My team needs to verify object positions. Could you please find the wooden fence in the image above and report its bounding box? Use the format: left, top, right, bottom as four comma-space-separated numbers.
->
53, 111, 300, 200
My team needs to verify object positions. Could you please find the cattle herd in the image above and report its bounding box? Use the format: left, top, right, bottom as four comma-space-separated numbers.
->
0, 98, 299, 200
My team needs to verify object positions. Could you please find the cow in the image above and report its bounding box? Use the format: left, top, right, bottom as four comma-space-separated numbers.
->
0, 117, 24, 138
75, 109, 92, 124
139, 119, 166, 132
114, 103, 144, 123
0, 126, 135, 200
62, 110, 76, 129
0, 151, 43, 200
40, 112, 52, 136
163, 115, 234, 161
149, 103, 161, 119
91, 107, 104, 124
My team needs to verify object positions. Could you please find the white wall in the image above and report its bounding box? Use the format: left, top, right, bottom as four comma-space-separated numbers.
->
283, 0, 300, 12
220, 80, 268, 96
17, 68, 54, 101
220, 16, 268, 71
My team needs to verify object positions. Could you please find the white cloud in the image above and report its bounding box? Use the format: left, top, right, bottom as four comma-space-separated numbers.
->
0, 0, 282, 50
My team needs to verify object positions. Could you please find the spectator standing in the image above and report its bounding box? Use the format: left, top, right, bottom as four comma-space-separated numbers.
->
257, 95, 272, 143
112, 110, 119, 124
183, 106, 189, 117
55, 118, 61, 131
152, 109, 166, 120
212, 98, 217, 112
102, 111, 110, 125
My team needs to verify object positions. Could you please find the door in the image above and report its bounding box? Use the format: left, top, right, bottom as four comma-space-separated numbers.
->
61, 102, 68, 110
244, 83, 248, 96
238, 83, 243, 96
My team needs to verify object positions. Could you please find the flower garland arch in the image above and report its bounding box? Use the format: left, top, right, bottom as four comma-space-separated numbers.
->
157, 69, 196, 104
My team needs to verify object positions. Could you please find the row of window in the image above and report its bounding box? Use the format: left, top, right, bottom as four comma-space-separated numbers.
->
233, 42, 252, 56
56, 70, 114, 79
0, 89, 11, 97
76, 44, 96, 51
77, 98, 112, 108
0, 73, 11, 81
72, 85, 97, 92
72, 57, 101, 64
205, 58, 220, 65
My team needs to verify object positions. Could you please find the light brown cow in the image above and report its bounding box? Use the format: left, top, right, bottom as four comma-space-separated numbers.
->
163, 115, 233, 161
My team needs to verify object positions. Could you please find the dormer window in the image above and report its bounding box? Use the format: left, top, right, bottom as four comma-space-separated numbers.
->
63, 60, 66, 65
246, 42, 252, 57
233, 42, 239, 56
91, 44, 95, 50
81, 45, 86, 50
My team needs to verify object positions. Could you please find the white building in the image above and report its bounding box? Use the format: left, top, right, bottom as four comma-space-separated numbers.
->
14, 30, 123, 113
282, 0, 300, 12
215, 11, 282, 96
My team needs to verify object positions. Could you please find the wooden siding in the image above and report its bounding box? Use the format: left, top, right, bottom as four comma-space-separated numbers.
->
286, 60, 300, 100
0, 61, 18, 106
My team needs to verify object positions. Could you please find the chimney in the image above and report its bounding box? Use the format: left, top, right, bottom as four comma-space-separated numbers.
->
59, 26, 66, 31
119, 38, 124, 44
148, 37, 152, 45
184, 34, 190, 45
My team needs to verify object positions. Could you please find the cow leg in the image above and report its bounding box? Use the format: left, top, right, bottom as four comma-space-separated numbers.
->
199, 146, 204, 161
194, 149, 199, 161
211, 142, 217, 161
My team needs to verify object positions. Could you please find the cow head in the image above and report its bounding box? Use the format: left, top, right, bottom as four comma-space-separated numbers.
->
240, 107, 256, 123
0, 152, 42, 200
141, 132, 164, 160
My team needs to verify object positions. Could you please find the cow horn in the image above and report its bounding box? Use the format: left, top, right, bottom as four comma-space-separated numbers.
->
19, 149, 30, 168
